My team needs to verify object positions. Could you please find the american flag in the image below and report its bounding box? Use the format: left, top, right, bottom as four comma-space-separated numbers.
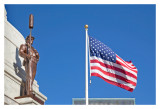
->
89, 36, 138, 92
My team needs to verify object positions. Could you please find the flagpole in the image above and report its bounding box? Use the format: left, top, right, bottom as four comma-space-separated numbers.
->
85, 24, 89, 105
88, 33, 91, 85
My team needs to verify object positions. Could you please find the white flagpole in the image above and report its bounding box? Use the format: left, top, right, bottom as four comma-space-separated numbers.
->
85, 24, 89, 105
88, 33, 91, 85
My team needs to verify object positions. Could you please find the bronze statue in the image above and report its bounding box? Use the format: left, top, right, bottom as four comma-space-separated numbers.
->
14, 14, 45, 104
19, 14, 39, 96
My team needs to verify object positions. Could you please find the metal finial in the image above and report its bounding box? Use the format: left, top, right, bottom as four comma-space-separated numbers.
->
85, 24, 88, 29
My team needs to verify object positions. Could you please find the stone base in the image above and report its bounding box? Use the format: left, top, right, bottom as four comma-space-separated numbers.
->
15, 94, 44, 105
5, 94, 19, 105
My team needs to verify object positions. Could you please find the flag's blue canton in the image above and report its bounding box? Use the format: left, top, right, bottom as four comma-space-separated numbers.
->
89, 36, 116, 63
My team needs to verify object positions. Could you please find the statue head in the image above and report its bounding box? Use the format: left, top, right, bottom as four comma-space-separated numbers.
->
26, 35, 35, 45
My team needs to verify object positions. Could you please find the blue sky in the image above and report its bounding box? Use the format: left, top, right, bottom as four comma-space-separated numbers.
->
5, 4, 155, 105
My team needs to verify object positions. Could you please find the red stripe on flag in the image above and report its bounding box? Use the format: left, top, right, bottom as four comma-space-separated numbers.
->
91, 66, 137, 86
90, 59, 137, 79
116, 60, 137, 73
91, 73, 134, 92
116, 55, 137, 72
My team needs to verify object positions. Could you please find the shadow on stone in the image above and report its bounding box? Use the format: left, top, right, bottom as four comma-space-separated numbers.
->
13, 47, 26, 96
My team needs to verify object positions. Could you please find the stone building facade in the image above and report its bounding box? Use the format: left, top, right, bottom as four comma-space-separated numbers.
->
4, 8, 47, 105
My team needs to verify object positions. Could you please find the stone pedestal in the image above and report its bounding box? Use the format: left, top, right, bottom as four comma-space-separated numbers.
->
15, 94, 44, 105
4, 7, 47, 105
16, 97, 39, 105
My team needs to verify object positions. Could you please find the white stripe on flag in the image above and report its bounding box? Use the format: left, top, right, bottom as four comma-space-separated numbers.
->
116, 56, 137, 70
91, 69, 136, 89
90, 62, 137, 83
90, 56, 137, 76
